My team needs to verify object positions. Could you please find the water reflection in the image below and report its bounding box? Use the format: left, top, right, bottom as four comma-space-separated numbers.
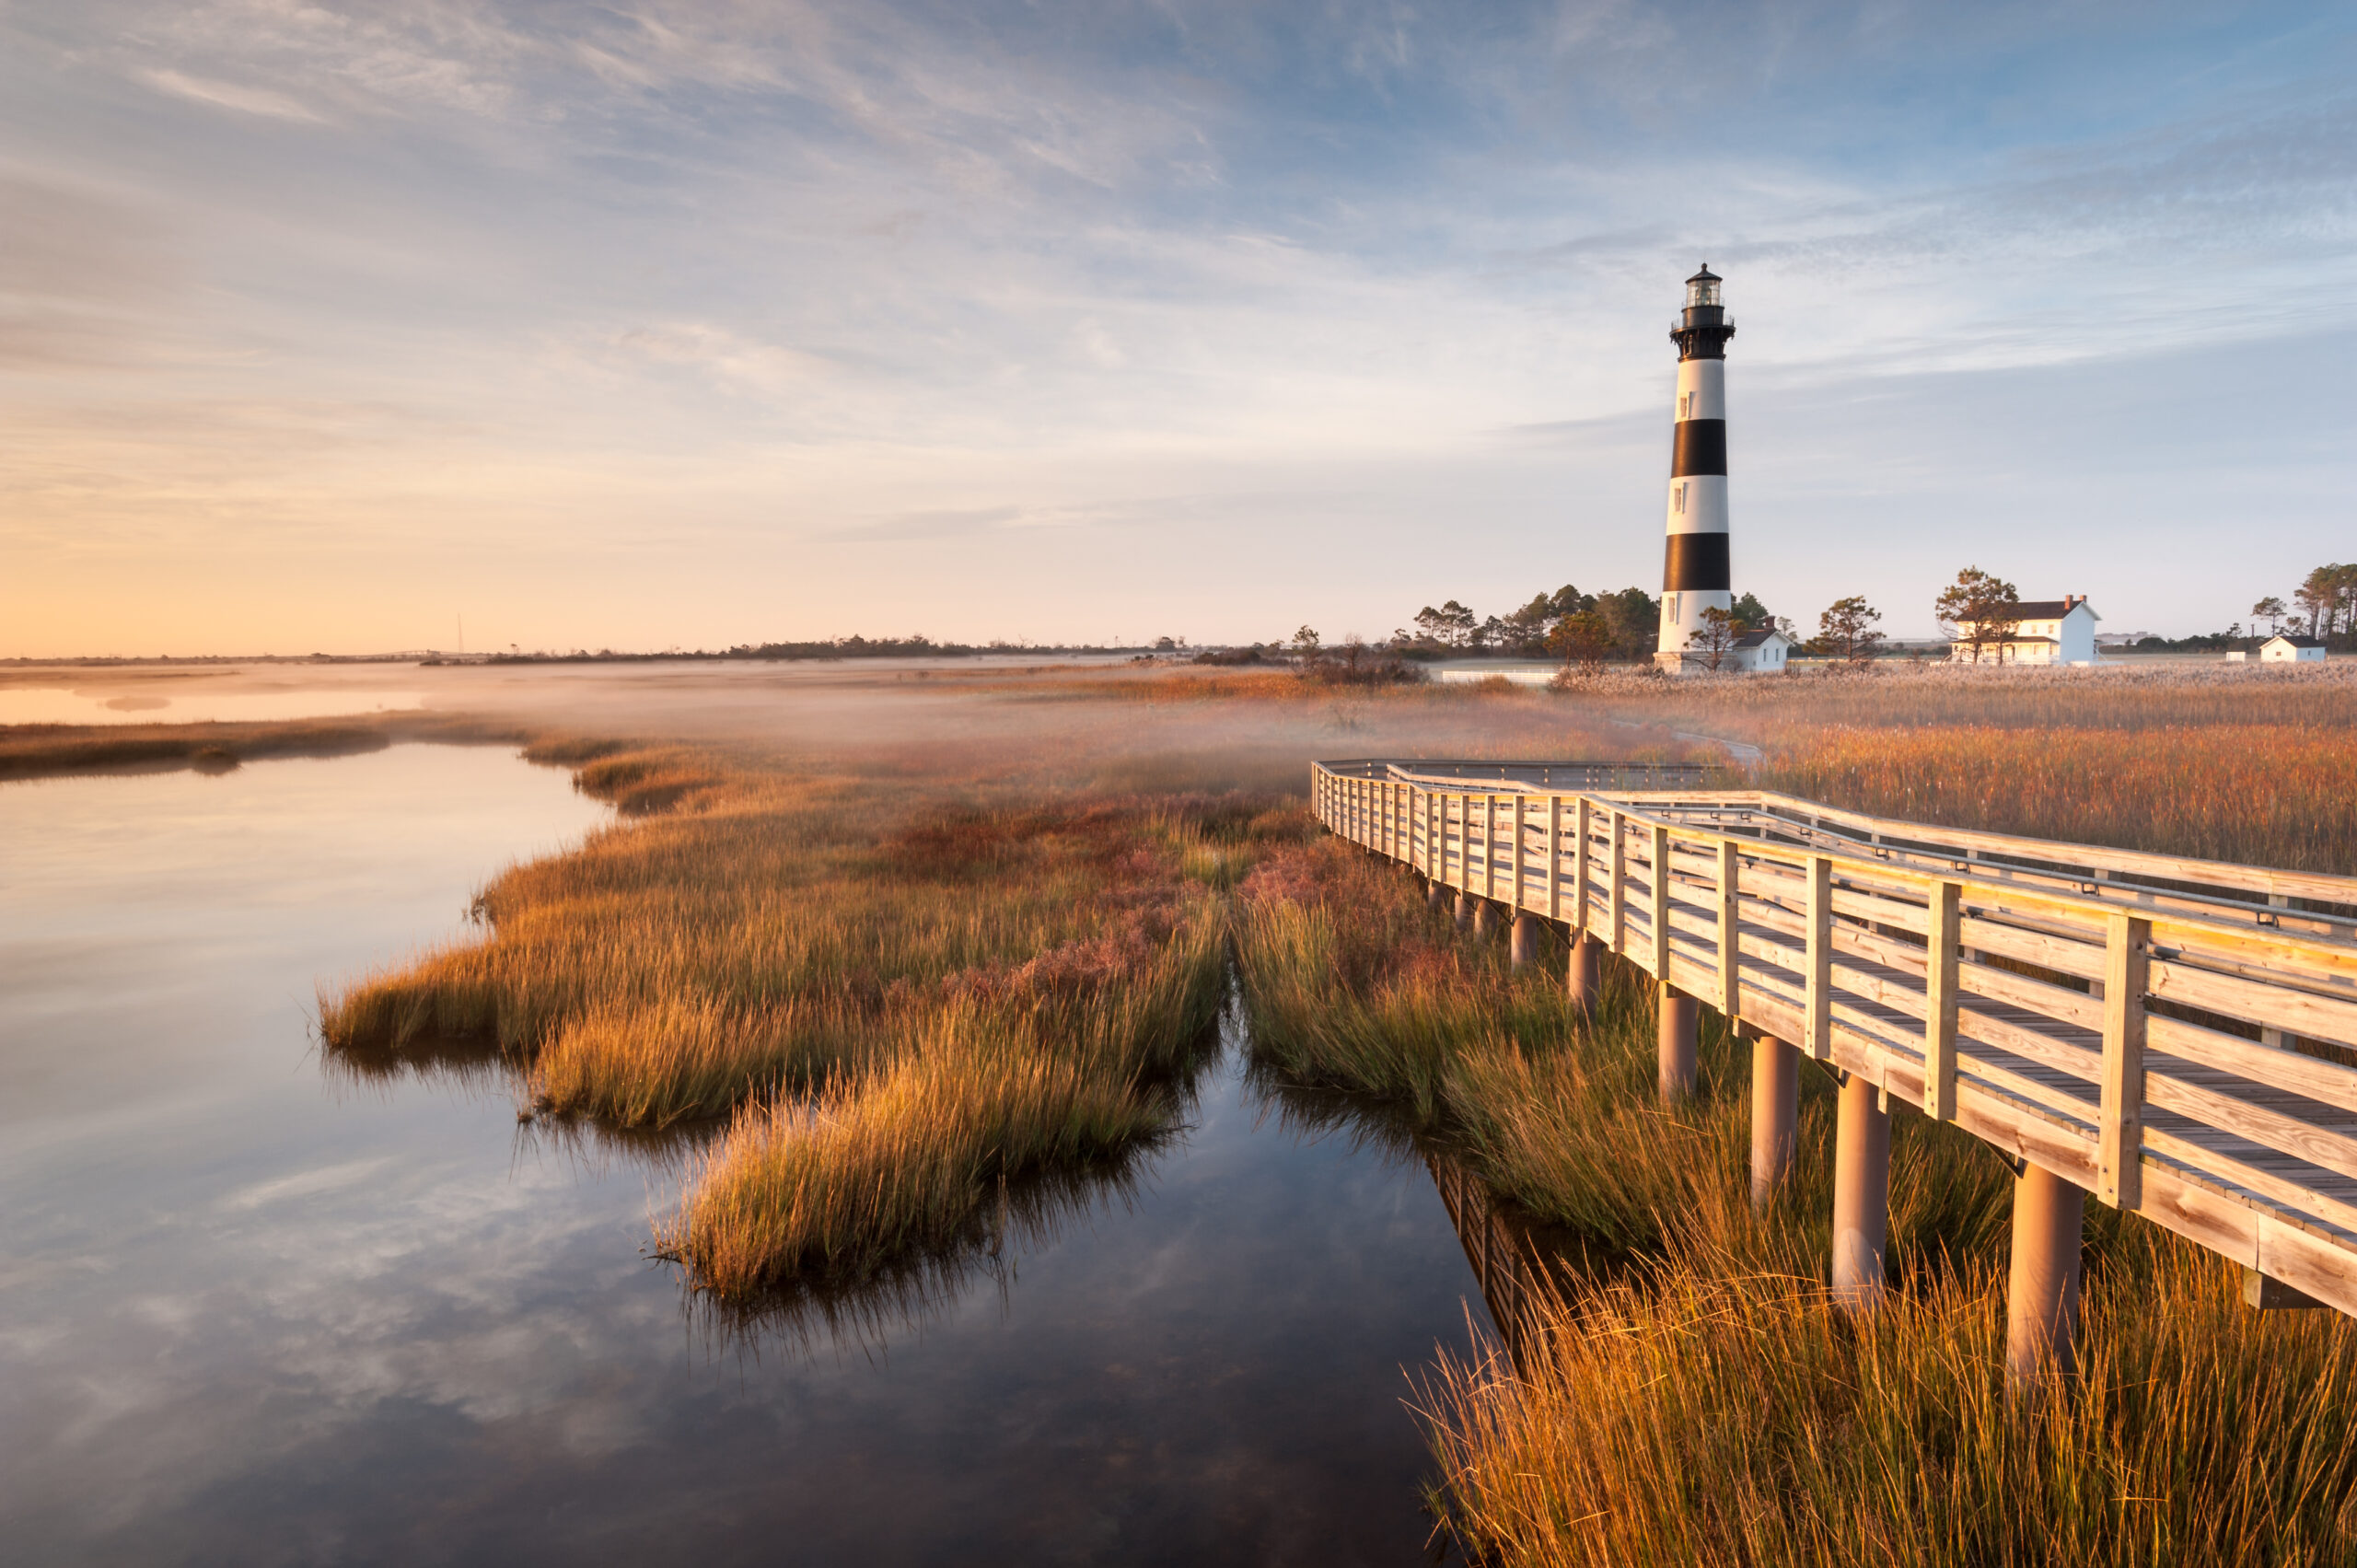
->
3, 748, 1536, 1563
0, 682, 427, 726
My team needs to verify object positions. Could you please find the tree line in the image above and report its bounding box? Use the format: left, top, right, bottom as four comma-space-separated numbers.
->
2249, 563, 2357, 647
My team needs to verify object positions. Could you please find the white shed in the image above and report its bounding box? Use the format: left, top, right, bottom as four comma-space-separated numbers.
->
1730, 627, 1794, 672
2261, 634, 2328, 663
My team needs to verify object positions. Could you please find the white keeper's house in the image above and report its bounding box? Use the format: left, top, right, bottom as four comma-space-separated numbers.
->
1948, 595, 2099, 666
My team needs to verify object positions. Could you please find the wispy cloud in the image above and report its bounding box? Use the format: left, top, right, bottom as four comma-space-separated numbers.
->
1, 1, 2352, 651
140, 66, 323, 122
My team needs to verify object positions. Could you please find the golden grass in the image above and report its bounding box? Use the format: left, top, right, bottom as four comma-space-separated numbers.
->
660, 918, 1225, 1295
1423, 1235, 2357, 1567
0, 710, 526, 781
1765, 723, 2357, 874
320, 736, 1288, 1300
1233, 827, 2357, 1567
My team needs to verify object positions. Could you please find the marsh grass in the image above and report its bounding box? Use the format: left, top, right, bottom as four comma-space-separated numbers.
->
1765, 723, 2357, 874
0, 711, 527, 781
1421, 1234, 2357, 1567
321, 738, 1285, 1300
660, 927, 1225, 1296
1234, 830, 2355, 1566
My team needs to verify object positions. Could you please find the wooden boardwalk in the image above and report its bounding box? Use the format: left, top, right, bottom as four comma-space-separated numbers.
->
1315, 759, 2357, 1320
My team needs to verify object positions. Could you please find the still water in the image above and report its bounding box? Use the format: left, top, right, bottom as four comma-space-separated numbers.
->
0, 682, 427, 726
0, 746, 1500, 1565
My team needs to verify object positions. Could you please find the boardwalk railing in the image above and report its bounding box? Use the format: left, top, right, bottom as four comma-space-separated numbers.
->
1312, 759, 2357, 1353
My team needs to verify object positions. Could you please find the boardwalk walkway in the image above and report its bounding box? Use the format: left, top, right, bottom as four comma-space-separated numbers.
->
1313, 758, 2357, 1366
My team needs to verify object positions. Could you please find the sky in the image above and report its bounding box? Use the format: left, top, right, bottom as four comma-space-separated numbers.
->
3, 0, 2352, 656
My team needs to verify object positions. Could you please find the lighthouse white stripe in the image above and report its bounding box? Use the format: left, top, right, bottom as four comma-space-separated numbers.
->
1674, 359, 1725, 421
1664, 475, 1728, 535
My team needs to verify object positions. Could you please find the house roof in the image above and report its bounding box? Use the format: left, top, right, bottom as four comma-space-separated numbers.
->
2267, 634, 2327, 648
1734, 629, 1790, 647
2010, 599, 2099, 621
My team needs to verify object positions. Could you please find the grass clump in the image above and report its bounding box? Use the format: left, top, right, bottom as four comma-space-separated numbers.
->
662, 916, 1225, 1295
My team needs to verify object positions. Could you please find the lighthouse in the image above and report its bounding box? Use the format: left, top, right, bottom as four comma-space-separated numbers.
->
1655, 265, 1736, 672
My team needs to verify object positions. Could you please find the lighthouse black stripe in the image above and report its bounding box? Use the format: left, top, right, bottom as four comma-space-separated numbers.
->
1662, 532, 1731, 592
1670, 420, 1727, 477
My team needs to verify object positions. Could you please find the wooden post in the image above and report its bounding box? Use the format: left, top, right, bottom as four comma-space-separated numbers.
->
1511, 794, 1527, 911
1472, 898, 1497, 939
1455, 889, 1476, 932
1658, 988, 1698, 1101
2098, 912, 2152, 1209
1609, 811, 1628, 956
1511, 912, 1540, 970
2263, 892, 2291, 1047
1922, 880, 1961, 1121
1545, 797, 1563, 921
1650, 823, 1673, 984
1830, 1069, 1890, 1309
1484, 794, 1499, 902
1716, 839, 1741, 1021
2005, 1161, 2085, 1393
1749, 1031, 1799, 1206
1572, 798, 1593, 938
1805, 855, 1833, 1061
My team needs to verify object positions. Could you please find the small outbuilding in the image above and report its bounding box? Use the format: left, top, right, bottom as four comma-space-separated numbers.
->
1730, 627, 1794, 672
2261, 634, 2328, 663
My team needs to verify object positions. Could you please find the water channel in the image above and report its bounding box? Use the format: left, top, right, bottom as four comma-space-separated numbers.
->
1, 744, 1528, 1564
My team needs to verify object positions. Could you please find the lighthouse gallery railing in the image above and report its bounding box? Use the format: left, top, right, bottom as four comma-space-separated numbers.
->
1313, 759, 2357, 1315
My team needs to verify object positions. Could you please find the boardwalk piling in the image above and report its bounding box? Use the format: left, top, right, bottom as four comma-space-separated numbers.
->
1426, 877, 1447, 913
1455, 889, 1475, 931
1657, 986, 1698, 1100
1509, 912, 1540, 970
1830, 1072, 1890, 1309
1748, 1028, 1798, 1205
1567, 933, 1601, 1019
1471, 899, 1496, 938
2005, 1161, 2085, 1392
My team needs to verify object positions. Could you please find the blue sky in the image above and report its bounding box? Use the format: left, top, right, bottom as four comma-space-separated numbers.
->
3, 0, 2351, 654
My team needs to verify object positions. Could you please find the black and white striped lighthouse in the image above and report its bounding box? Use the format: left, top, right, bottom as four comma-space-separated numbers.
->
1655, 265, 1735, 671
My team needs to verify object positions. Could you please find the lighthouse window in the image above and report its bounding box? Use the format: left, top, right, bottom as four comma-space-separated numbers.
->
1675, 484, 1687, 514
1680, 392, 1692, 419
